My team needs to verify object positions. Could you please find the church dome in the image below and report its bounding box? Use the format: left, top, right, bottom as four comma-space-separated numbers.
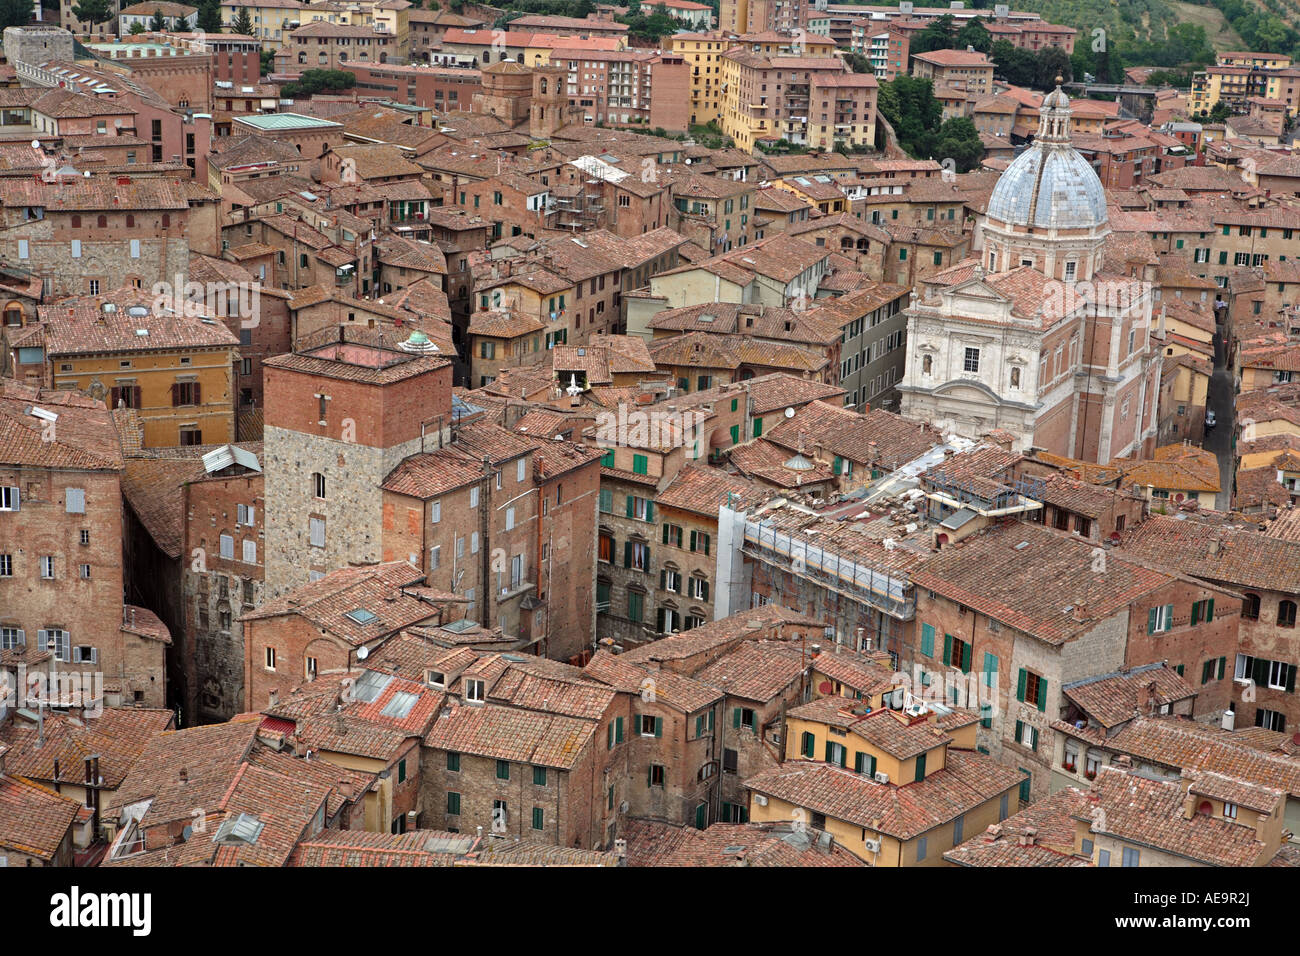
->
985, 85, 1108, 232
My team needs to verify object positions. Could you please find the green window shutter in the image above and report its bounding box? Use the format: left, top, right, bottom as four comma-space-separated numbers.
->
1202, 660, 1212, 685
921, 623, 934, 657
648, 766, 654, 787
729, 424, 739, 444
1218, 657, 1226, 680
753, 417, 763, 438
961, 642, 972, 674
600, 449, 614, 467
623, 541, 632, 568
733, 707, 742, 729
662, 523, 670, 545
1016, 668, 1026, 702
1147, 607, 1157, 634
702, 535, 710, 556
1288, 664, 1298, 694
532, 807, 544, 830
1014, 719, 1023, 744
1176, 664, 1184, 676
1222, 224, 1230, 235
802, 732, 814, 758
708, 709, 714, 731
654, 717, 663, 738
607, 723, 614, 749
534, 766, 546, 786
633, 454, 648, 475
1206, 598, 1214, 622
696, 715, 704, 738
689, 530, 697, 552
824, 741, 833, 762
1218, 251, 1228, 265
731, 398, 738, 412
646, 502, 654, 522
914, 753, 926, 782
1037, 677, 1047, 712
447, 791, 460, 814
625, 495, 634, 518
1191, 602, 1201, 626
868, 755, 877, 777
616, 717, 624, 743
943, 633, 952, 667
832, 456, 842, 475
701, 580, 710, 601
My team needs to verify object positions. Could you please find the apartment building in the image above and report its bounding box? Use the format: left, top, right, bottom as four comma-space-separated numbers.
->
0, 381, 172, 709
278, 22, 395, 72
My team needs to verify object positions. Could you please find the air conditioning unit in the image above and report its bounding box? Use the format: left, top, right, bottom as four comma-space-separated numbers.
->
862, 838, 881, 853
754, 794, 768, 807
873, 771, 889, 784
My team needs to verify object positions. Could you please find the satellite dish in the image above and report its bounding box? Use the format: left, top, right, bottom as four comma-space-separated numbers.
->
181, 825, 193, 841
357, 646, 369, 660
30, 139, 39, 149
784, 407, 795, 418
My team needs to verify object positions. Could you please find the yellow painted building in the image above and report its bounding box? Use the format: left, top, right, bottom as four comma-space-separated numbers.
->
746, 697, 1023, 865
671, 33, 730, 126
36, 299, 239, 449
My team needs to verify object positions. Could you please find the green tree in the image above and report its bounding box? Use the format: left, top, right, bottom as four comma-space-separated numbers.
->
197, 0, 223, 33
954, 19, 992, 54
1209, 100, 1232, 123
259, 48, 274, 75
0, 0, 32, 30
129, 20, 146, 33
844, 52, 873, 74
232, 5, 254, 36
877, 74, 944, 159
934, 116, 983, 172
71, 0, 114, 26
151, 7, 167, 30
992, 38, 1036, 87
1034, 46, 1073, 91
911, 14, 956, 55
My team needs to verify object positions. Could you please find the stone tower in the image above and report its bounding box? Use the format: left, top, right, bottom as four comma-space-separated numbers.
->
260, 327, 453, 598
472, 60, 534, 128
530, 64, 576, 139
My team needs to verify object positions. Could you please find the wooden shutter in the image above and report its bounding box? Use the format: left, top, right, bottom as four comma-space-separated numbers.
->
653, 717, 662, 738
1016, 668, 1027, 702
701, 580, 709, 601
1206, 599, 1214, 622
616, 717, 624, 743
1288, 664, 1298, 694
733, 707, 742, 729
1014, 720, 1023, 744
623, 541, 632, 568
193, 382, 201, 404
961, 642, 972, 674
625, 495, 634, 518
662, 524, 669, 545
824, 741, 833, 762
914, 753, 925, 782
1217, 657, 1226, 680
1253, 657, 1269, 687
1147, 607, 1158, 634
607, 723, 613, 749
170, 382, 179, 406
921, 623, 934, 657
689, 530, 697, 552
943, 633, 952, 667
1036, 677, 1047, 712
109, 386, 121, 408
1191, 602, 1201, 626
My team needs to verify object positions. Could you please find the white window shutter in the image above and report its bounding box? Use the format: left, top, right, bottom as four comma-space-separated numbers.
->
66, 488, 85, 513
243, 539, 257, 564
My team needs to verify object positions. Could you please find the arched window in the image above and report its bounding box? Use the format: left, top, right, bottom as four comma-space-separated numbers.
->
3, 303, 22, 327
1243, 592, 1261, 620
1279, 600, 1297, 629
540, 79, 548, 95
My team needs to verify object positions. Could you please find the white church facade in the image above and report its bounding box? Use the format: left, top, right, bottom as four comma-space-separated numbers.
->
898, 84, 1160, 463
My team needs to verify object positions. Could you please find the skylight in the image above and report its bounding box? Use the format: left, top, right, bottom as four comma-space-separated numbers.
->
380, 691, 419, 719
345, 607, 378, 625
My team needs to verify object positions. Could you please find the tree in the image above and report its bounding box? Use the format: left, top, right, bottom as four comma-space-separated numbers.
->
954, 19, 992, 55
877, 74, 944, 160
934, 116, 983, 172
71, 0, 114, 26
911, 14, 957, 56
0, 0, 32, 30
280, 68, 358, 98
992, 38, 1036, 87
259, 48, 274, 76
1034, 46, 1073, 91
129, 20, 146, 33
151, 7, 167, 30
844, 52, 873, 74
1209, 100, 1231, 123
197, 0, 222, 33
232, 5, 254, 36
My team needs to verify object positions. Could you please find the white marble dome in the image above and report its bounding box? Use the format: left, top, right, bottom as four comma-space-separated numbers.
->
986, 146, 1109, 231
986, 86, 1108, 233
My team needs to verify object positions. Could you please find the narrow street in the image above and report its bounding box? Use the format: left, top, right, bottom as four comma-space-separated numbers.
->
1205, 319, 1236, 511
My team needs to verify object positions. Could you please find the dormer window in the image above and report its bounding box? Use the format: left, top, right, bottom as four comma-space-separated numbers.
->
465, 678, 485, 703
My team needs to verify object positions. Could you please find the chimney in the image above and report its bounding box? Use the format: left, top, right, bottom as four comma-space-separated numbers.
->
1112, 754, 1132, 769
338, 777, 354, 800
984, 824, 1002, 842
268, 688, 279, 708
1018, 826, 1037, 847
1137, 679, 1157, 714
1072, 601, 1087, 623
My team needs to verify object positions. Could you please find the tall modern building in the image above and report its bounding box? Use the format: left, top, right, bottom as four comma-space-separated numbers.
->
898, 85, 1160, 462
